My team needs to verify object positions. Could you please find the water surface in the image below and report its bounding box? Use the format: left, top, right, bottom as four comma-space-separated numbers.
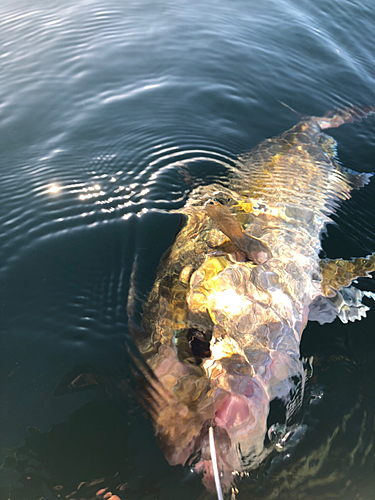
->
1, 0, 375, 499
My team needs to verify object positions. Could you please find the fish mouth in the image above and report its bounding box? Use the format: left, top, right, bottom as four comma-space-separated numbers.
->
192, 379, 270, 493
147, 334, 300, 493
147, 343, 273, 491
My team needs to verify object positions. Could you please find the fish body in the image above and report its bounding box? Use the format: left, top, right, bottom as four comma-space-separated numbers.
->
137, 106, 375, 492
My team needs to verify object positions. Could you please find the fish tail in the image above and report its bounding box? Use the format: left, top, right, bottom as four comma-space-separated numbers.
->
315, 104, 375, 130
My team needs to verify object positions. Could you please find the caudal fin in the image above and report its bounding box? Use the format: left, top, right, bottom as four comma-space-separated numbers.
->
315, 105, 375, 130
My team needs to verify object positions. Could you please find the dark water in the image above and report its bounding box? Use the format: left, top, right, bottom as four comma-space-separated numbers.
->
1, 0, 375, 499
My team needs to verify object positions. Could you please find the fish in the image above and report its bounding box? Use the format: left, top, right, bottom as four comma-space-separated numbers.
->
134, 105, 375, 494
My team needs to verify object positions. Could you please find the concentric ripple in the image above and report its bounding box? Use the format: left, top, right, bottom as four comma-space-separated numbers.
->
0, 136, 238, 277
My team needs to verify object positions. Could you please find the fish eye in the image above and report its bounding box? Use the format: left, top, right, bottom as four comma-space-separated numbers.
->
188, 328, 212, 362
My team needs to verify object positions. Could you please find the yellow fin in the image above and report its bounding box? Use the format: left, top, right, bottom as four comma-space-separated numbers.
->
320, 253, 375, 297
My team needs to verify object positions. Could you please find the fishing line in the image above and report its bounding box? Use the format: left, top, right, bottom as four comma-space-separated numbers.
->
209, 425, 224, 500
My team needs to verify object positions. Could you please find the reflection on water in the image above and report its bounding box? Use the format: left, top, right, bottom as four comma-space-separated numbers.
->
0, 0, 375, 498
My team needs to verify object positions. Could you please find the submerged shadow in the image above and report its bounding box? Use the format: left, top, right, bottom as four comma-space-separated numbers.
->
1, 357, 203, 500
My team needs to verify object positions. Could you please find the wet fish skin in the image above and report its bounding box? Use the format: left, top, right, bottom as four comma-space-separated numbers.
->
136, 105, 375, 493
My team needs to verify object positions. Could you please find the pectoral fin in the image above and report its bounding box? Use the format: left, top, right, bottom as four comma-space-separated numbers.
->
205, 199, 272, 265
309, 286, 375, 325
319, 252, 375, 297
310, 253, 375, 325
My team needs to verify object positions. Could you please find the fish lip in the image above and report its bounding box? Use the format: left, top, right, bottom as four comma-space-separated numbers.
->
195, 420, 233, 461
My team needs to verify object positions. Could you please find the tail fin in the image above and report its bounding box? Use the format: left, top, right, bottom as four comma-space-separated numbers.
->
315, 105, 375, 130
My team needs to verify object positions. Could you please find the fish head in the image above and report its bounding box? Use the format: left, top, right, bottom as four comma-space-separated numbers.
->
193, 354, 271, 492
181, 257, 305, 490
148, 257, 305, 492
148, 346, 271, 492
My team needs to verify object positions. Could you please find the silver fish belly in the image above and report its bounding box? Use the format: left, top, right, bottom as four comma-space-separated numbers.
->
135, 105, 375, 493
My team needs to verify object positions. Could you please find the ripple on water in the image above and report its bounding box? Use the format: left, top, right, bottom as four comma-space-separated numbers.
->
1, 0, 375, 497
0, 130, 238, 277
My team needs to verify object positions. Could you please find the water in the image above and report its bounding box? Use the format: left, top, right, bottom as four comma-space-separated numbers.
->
0, 0, 375, 498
